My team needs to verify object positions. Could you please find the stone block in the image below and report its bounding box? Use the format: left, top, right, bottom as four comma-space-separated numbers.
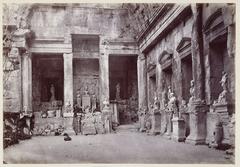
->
149, 112, 161, 135
172, 117, 186, 142
186, 102, 207, 145
63, 117, 75, 136
205, 112, 219, 145
214, 103, 231, 144
181, 112, 190, 137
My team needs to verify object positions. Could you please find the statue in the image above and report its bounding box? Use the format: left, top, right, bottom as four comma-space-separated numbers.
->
115, 83, 121, 101
64, 101, 72, 113
153, 95, 160, 112
167, 92, 178, 116
214, 72, 228, 105
189, 80, 195, 104
103, 98, 110, 110
167, 86, 172, 101
84, 85, 89, 95
50, 84, 56, 102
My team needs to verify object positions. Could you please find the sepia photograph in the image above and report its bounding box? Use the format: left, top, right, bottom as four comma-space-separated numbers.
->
2, 2, 236, 164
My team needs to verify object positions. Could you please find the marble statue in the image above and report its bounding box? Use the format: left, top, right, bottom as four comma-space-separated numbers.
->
103, 98, 110, 110
64, 101, 72, 113
188, 80, 195, 104
214, 72, 228, 105
153, 95, 160, 111
167, 92, 178, 115
50, 84, 56, 102
115, 83, 121, 100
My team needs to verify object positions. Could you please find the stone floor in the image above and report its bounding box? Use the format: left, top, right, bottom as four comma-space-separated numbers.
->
4, 125, 232, 164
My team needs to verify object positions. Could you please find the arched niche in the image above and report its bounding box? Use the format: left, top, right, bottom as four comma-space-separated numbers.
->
176, 37, 193, 102
203, 8, 226, 39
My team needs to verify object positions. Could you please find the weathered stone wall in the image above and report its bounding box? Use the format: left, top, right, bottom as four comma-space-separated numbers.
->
29, 4, 135, 42
202, 4, 235, 105
73, 59, 100, 104
145, 15, 193, 107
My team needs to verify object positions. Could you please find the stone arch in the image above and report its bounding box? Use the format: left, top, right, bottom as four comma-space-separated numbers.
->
203, 8, 224, 34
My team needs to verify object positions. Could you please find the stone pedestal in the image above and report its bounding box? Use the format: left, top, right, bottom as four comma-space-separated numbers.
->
214, 103, 231, 144
164, 112, 173, 139
149, 112, 161, 135
102, 108, 113, 133
181, 112, 190, 137
139, 114, 146, 132
186, 101, 207, 145
160, 110, 167, 134
82, 94, 91, 109
63, 112, 74, 135
205, 112, 219, 145
172, 117, 185, 142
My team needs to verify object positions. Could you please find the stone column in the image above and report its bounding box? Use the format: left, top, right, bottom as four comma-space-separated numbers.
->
63, 53, 74, 135
137, 53, 148, 131
63, 53, 73, 112
185, 4, 207, 145
137, 53, 147, 110
22, 51, 32, 113
99, 39, 110, 109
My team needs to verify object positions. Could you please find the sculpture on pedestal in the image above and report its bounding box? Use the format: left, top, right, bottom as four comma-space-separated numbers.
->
115, 83, 121, 101
50, 84, 56, 102
214, 72, 228, 105
168, 92, 178, 116
188, 80, 195, 105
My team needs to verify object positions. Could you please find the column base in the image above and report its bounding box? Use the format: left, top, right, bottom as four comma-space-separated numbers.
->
63, 115, 75, 136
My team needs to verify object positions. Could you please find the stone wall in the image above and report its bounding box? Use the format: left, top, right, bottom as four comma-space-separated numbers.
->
73, 59, 100, 104
29, 4, 135, 42
145, 14, 193, 107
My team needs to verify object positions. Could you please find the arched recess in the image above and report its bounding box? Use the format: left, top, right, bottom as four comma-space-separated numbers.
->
158, 49, 173, 95
176, 37, 193, 102
203, 8, 229, 104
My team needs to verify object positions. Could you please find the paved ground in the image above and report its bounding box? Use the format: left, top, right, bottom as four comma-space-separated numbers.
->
4, 125, 232, 164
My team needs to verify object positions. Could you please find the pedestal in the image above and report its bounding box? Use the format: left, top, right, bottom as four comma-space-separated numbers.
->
139, 114, 146, 132
63, 113, 75, 135
181, 112, 190, 137
172, 117, 185, 142
214, 103, 231, 144
160, 110, 167, 134
186, 102, 207, 145
149, 112, 161, 135
164, 112, 173, 139
205, 112, 218, 145
102, 108, 113, 133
